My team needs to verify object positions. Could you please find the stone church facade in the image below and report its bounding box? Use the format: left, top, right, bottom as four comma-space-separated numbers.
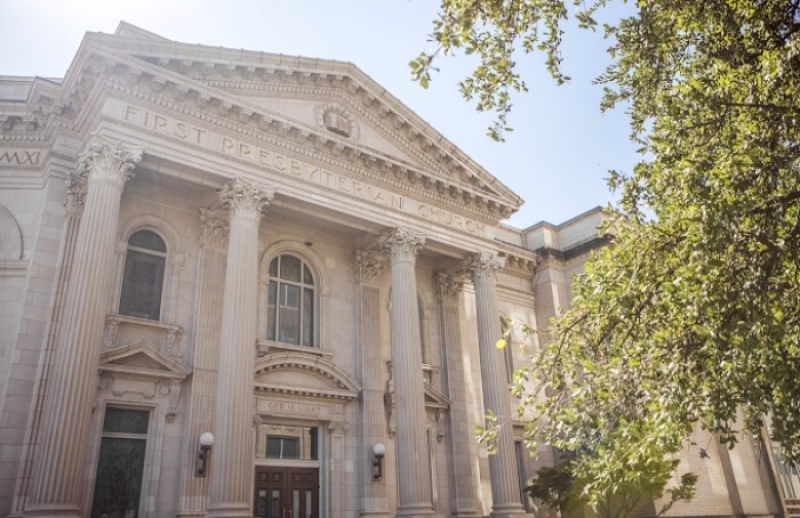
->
0, 22, 795, 518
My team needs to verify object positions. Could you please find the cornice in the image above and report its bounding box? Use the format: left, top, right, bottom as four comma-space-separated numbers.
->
9, 45, 519, 219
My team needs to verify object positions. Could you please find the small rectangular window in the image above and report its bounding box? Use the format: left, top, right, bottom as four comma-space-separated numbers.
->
257, 426, 318, 460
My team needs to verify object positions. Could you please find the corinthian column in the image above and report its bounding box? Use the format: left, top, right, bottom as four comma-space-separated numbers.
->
26, 138, 142, 518
378, 228, 439, 518
469, 252, 528, 518
207, 179, 274, 518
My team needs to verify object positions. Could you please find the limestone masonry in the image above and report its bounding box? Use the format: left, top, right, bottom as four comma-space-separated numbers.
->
0, 22, 795, 518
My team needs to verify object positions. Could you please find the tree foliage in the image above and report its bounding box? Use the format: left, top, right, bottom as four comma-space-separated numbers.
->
526, 458, 697, 518
415, 0, 800, 511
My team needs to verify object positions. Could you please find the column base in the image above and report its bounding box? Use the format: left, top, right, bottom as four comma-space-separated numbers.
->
361, 511, 393, 518
23, 503, 82, 518
205, 503, 252, 518
450, 512, 483, 518
489, 511, 534, 518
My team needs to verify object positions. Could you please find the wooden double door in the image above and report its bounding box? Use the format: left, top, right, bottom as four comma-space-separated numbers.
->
254, 467, 319, 518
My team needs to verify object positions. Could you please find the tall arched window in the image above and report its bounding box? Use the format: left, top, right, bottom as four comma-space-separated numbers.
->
119, 230, 166, 320
267, 254, 315, 347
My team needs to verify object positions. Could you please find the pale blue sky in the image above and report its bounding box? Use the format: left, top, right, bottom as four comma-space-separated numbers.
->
0, 0, 639, 229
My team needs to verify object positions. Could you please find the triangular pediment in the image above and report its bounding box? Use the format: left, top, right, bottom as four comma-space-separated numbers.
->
99, 340, 191, 380
254, 352, 360, 401
21, 22, 523, 222
424, 384, 450, 409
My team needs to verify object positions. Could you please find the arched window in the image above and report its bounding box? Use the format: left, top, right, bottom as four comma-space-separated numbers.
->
267, 254, 316, 347
119, 230, 166, 320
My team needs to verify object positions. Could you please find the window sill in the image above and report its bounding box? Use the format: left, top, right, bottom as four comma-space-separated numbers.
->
256, 339, 333, 359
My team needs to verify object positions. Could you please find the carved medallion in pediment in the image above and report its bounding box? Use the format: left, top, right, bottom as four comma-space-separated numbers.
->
316, 103, 359, 141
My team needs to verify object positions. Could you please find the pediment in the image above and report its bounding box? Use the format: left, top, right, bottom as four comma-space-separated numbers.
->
424, 384, 450, 409
254, 352, 361, 401
18, 22, 523, 222
99, 340, 190, 380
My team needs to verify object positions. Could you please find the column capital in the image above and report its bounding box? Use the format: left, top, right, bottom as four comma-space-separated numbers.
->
77, 135, 142, 186
218, 177, 275, 221
378, 227, 425, 263
199, 209, 230, 249
436, 272, 466, 304
468, 251, 505, 284
65, 174, 87, 217
355, 249, 387, 285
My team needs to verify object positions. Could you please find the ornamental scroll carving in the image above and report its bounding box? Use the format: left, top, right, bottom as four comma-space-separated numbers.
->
217, 177, 275, 220
377, 227, 426, 262
77, 134, 143, 186
199, 209, 229, 248
354, 249, 387, 285
468, 251, 505, 283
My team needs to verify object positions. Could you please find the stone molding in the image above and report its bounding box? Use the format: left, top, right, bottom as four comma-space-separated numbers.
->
217, 177, 275, 220
77, 134, 142, 186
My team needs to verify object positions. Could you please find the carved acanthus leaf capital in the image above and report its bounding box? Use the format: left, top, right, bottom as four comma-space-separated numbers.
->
77, 134, 143, 186
217, 177, 275, 220
355, 249, 387, 285
468, 251, 505, 283
436, 272, 466, 303
65, 174, 88, 216
199, 209, 230, 248
377, 227, 426, 262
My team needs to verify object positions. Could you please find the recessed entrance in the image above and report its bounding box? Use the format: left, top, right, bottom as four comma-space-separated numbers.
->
254, 466, 319, 518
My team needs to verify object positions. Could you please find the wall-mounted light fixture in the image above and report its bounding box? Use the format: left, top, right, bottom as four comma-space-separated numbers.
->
372, 442, 386, 480
196, 432, 215, 477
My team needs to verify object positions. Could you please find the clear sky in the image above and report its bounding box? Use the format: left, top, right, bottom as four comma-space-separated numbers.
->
0, 0, 639, 229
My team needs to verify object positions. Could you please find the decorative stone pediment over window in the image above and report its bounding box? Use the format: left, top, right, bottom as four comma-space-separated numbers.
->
98, 340, 191, 422
254, 352, 361, 401
103, 314, 183, 358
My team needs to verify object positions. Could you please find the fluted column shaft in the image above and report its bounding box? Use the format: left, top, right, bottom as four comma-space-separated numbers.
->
381, 229, 436, 518
26, 139, 142, 518
470, 252, 526, 517
207, 179, 274, 518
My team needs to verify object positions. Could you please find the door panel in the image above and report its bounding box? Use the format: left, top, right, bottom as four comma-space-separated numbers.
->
254, 467, 318, 518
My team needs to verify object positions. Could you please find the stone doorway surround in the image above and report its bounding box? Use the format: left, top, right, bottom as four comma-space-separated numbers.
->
253, 351, 360, 518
